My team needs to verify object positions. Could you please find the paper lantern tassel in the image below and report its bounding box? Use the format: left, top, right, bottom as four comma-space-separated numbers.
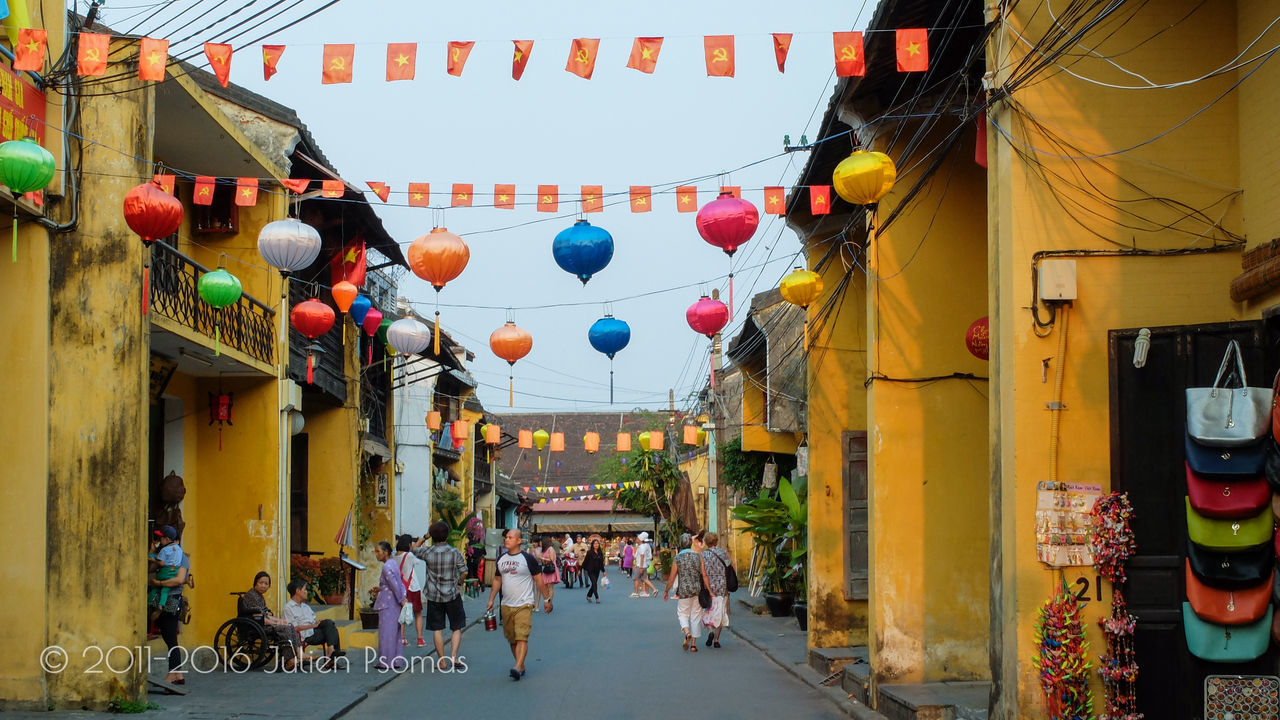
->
307, 352, 314, 384
142, 264, 150, 316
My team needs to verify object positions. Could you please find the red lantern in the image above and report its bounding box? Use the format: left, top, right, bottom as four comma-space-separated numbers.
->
361, 307, 383, 364
966, 316, 990, 360
291, 298, 336, 384
209, 392, 233, 451
450, 420, 469, 449
687, 295, 729, 389
123, 180, 184, 316
695, 191, 759, 319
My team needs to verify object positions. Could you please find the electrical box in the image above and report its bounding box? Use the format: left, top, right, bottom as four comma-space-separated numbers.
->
283, 380, 303, 412
1039, 259, 1078, 302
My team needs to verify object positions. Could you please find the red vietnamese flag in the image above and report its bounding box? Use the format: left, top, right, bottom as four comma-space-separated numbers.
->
581, 185, 603, 214
896, 29, 929, 72
763, 187, 785, 214
321, 179, 344, 198
193, 176, 216, 206
704, 35, 735, 77
235, 178, 259, 207
386, 43, 416, 81
262, 44, 284, 80
203, 43, 233, 87
810, 186, 831, 215
14, 29, 45, 72
772, 33, 792, 73
322, 44, 354, 84
512, 41, 533, 80
407, 183, 430, 207
139, 38, 168, 81
626, 37, 662, 74
451, 183, 473, 207
447, 41, 473, 77
537, 185, 559, 212
154, 174, 176, 195
833, 32, 865, 77
566, 38, 599, 79
494, 184, 515, 209
366, 181, 390, 202
630, 186, 651, 213
330, 237, 366, 286
280, 178, 309, 194
78, 33, 108, 76
676, 186, 697, 212
719, 186, 741, 199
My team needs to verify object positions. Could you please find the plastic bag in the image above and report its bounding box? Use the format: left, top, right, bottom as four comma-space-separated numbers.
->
601, 573, 610, 590
398, 601, 414, 626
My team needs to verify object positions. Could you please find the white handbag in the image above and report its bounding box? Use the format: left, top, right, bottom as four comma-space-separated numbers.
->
1186, 340, 1272, 446
398, 600, 414, 625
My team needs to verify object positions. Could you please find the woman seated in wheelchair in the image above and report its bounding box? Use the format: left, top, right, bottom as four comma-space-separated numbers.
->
241, 571, 302, 671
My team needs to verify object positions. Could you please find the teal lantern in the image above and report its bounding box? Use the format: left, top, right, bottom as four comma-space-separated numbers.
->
197, 266, 242, 356
0, 136, 56, 262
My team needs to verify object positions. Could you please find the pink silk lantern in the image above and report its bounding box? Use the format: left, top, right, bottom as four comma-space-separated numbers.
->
687, 295, 729, 389
695, 191, 759, 319
362, 307, 383, 364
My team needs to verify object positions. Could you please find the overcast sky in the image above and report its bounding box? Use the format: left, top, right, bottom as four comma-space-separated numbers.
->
114, 0, 871, 414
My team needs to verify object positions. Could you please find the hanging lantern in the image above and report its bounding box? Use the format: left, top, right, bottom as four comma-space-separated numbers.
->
208, 391, 233, 451
533, 428, 550, 469
408, 227, 470, 354
650, 431, 664, 451
450, 420, 469, 449
427, 410, 442, 431
966, 316, 990, 361
361, 307, 383, 364
588, 315, 631, 404
552, 219, 614, 285
291, 298, 336, 384
696, 191, 759, 319
638, 431, 651, 452
832, 150, 897, 205
197, 265, 243, 356
489, 321, 534, 407
349, 294, 372, 325
257, 218, 322, 276
0, 137, 55, 262
779, 266, 824, 351
584, 432, 600, 453
687, 294, 729, 390
331, 280, 358, 313
485, 423, 502, 444
697, 427, 707, 446
377, 318, 395, 368
616, 432, 631, 452
683, 424, 698, 445
387, 316, 432, 356
123, 180, 184, 315
550, 432, 565, 453
518, 429, 533, 449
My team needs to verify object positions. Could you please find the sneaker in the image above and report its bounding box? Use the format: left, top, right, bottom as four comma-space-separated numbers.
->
416, 639, 425, 648
640, 592, 650, 598
630, 592, 639, 598
401, 639, 408, 646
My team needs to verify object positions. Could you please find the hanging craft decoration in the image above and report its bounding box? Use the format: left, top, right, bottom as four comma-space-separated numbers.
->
208, 390, 233, 451
257, 218, 322, 280
361, 306, 383, 365
331, 280, 358, 314
489, 321, 533, 407
349, 294, 372, 325
779, 266, 824, 351
533, 429, 550, 469
0, 137, 55, 262
616, 432, 631, 452
518, 429, 533, 449
588, 315, 630, 404
290, 298, 336, 384
683, 424, 699, 445
966, 317, 990, 361
584, 431, 599, 453
1090, 492, 1140, 720
695, 191, 758, 319
123, 179, 184, 315
552, 219, 614, 285
427, 410, 442, 432
386, 316, 431, 356
832, 150, 897, 205
1033, 576, 1093, 720
196, 262, 243, 356
686, 294, 730, 388
450, 419, 469, 450
408, 227, 470, 355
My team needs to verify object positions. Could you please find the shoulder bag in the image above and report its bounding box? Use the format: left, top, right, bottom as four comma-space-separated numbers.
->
1186, 432, 1267, 477
1186, 340, 1272, 447
1184, 463, 1270, 518
1182, 602, 1272, 663
1185, 498, 1273, 551
539, 550, 555, 575
1186, 538, 1272, 589
716, 552, 738, 593
1265, 437, 1280, 490
1184, 561, 1272, 625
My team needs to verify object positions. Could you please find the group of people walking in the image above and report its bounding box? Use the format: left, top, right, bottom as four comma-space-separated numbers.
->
663, 530, 732, 651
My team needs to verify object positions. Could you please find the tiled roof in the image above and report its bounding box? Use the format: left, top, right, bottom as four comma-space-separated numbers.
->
494, 411, 675, 490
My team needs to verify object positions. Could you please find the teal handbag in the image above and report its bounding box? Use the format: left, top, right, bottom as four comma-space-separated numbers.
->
1182, 602, 1272, 662
1185, 498, 1273, 551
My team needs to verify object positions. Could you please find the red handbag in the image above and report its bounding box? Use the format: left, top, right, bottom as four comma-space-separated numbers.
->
1186, 560, 1272, 625
1185, 463, 1270, 518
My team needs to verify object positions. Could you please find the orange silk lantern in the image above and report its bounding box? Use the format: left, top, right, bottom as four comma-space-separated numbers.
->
550, 432, 564, 452
489, 321, 533, 407
427, 411, 442, 431
485, 423, 502, 444
518, 429, 533, 449
683, 425, 699, 445
584, 432, 600, 453
331, 280, 358, 313
450, 420, 469, 449
616, 433, 631, 452
650, 431, 664, 451
407, 227, 470, 354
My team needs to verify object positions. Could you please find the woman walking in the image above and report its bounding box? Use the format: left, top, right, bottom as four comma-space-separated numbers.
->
537, 537, 559, 605
372, 541, 406, 670
663, 532, 711, 651
583, 539, 605, 603
701, 531, 732, 648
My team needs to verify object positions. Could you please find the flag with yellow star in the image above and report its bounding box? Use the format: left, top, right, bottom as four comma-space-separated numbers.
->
809, 185, 831, 215
763, 187, 785, 215
78, 33, 108, 76
386, 42, 416, 82
676, 186, 697, 213
512, 41, 533, 81
322, 44, 354, 84
193, 176, 215, 206
262, 44, 284, 81
330, 237, 366, 286
626, 37, 662, 74
833, 32, 865, 77
14, 28, 45, 72
703, 35, 734, 78
451, 183, 473, 207
895, 28, 928, 72
280, 178, 309, 194
204, 42, 233, 87
447, 41, 474, 77
138, 37, 169, 82
772, 33, 792, 73
321, 179, 344, 198
580, 185, 603, 214
235, 178, 259, 207
408, 182, 430, 207
566, 38, 599, 80
494, 184, 515, 210
537, 185, 559, 212
629, 186, 651, 213
366, 181, 390, 203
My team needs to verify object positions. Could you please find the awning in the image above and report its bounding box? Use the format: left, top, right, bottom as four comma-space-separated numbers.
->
531, 512, 653, 533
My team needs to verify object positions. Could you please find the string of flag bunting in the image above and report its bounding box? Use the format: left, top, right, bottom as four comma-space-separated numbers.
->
522, 481, 641, 503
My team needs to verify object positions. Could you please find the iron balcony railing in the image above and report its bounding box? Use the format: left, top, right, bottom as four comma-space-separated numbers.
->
150, 241, 276, 365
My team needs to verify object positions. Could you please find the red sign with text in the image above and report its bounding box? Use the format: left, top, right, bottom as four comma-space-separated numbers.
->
0, 62, 45, 144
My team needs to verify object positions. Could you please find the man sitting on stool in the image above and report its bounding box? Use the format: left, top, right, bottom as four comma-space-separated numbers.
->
283, 580, 346, 667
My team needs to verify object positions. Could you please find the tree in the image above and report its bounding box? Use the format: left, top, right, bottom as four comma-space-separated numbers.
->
594, 448, 686, 545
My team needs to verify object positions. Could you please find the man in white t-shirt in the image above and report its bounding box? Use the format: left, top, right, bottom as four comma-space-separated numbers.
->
486, 528, 552, 681
632, 531, 656, 598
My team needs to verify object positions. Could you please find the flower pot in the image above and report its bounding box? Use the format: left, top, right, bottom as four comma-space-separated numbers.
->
323, 593, 346, 606
359, 610, 379, 630
793, 602, 809, 631
764, 592, 794, 618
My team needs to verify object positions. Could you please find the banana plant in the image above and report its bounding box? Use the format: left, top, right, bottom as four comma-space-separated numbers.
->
732, 476, 807, 594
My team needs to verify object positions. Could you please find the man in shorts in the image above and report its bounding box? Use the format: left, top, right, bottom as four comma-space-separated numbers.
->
412, 521, 467, 668
632, 531, 656, 597
487, 528, 553, 681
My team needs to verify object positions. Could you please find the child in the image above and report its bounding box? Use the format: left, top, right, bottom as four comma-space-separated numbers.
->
148, 526, 183, 625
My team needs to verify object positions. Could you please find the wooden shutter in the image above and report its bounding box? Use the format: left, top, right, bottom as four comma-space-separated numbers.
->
843, 430, 868, 599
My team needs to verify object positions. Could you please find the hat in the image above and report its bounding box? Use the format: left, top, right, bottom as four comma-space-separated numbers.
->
638, 532, 650, 541
154, 525, 178, 540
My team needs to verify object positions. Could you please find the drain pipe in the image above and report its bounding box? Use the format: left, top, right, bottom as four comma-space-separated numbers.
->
1048, 305, 1070, 484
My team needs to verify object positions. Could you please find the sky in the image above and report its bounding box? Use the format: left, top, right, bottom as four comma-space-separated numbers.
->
109, 0, 873, 414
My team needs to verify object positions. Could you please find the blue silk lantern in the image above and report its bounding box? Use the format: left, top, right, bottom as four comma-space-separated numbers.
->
552, 219, 614, 285
349, 294, 372, 325
588, 315, 630, 404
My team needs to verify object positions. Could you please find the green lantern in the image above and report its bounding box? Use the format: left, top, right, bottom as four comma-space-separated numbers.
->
0, 136, 56, 262
197, 267, 242, 356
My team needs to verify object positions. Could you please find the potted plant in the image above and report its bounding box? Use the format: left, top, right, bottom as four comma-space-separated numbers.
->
731, 476, 807, 619
359, 587, 380, 630
317, 556, 347, 606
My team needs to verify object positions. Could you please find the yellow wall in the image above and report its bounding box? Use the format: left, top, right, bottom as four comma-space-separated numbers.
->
680, 451, 709, 529
741, 363, 801, 454
306, 402, 358, 557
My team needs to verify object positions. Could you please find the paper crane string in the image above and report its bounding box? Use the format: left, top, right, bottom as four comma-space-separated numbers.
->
1090, 492, 1141, 720
1033, 575, 1094, 720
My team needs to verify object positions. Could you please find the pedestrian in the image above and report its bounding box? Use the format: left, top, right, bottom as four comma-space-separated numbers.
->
486, 528, 553, 681
663, 532, 711, 652
283, 580, 346, 666
632, 531, 656, 598
148, 530, 189, 686
537, 536, 559, 603
583, 539, 605, 603
622, 539, 635, 578
240, 572, 300, 671
372, 541, 406, 670
413, 521, 468, 669
394, 535, 424, 647
700, 531, 732, 648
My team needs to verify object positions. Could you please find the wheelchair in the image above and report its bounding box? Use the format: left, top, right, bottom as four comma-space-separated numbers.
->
212, 592, 299, 671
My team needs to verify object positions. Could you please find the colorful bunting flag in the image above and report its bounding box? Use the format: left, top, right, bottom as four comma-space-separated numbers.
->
77, 33, 108, 77
626, 37, 662, 74
810, 185, 831, 215
322, 44, 354, 84
537, 185, 559, 212
204, 42, 233, 87
366, 181, 390, 202
321, 179, 344, 198
566, 38, 599, 79
772, 33, 792, 73
235, 178, 258, 207
193, 176, 215, 206
451, 183, 473, 207
581, 185, 603, 213
512, 40, 533, 80
154, 174, 175, 195
896, 29, 928, 72
280, 178, 309, 194
676, 186, 697, 212
833, 32, 865, 77
447, 41, 474, 76
139, 38, 168, 82
262, 44, 284, 81
764, 186, 785, 214
408, 182, 430, 207
704, 35, 735, 77
494, 183, 515, 209
386, 42, 416, 81
629, 186, 651, 212
14, 28, 45, 72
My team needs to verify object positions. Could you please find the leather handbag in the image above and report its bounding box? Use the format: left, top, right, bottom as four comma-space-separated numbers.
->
1185, 432, 1266, 477
1183, 602, 1272, 662
1186, 539, 1272, 589
1184, 463, 1270, 518
1186, 340, 1272, 446
1266, 437, 1280, 490
1185, 498, 1273, 551
1184, 560, 1272, 625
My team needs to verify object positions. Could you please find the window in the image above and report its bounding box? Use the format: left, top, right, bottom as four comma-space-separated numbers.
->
843, 431, 868, 600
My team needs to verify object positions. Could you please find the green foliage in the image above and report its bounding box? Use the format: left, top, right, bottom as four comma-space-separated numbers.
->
731, 476, 808, 594
595, 447, 686, 544
432, 487, 466, 520
434, 497, 478, 550
107, 698, 160, 713
719, 437, 798, 502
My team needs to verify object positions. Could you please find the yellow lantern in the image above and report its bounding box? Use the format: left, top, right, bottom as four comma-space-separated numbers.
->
533, 428, 550, 469
697, 428, 708, 446
832, 150, 896, 205
638, 431, 651, 452
780, 266, 825, 351
584, 432, 600, 453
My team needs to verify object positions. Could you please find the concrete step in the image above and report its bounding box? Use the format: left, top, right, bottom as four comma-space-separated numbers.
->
841, 656, 873, 706
875, 681, 991, 720
809, 645, 868, 675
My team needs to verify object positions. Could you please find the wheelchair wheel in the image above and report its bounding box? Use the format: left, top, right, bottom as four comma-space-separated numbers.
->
214, 617, 270, 671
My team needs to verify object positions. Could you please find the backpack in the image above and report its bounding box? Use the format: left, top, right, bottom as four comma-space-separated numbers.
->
161, 471, 186, 504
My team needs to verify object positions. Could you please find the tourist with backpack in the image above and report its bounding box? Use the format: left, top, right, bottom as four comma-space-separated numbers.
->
700, 531, 734, 648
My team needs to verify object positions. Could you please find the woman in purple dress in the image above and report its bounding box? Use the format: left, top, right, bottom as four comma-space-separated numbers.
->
372, 541, 406, 670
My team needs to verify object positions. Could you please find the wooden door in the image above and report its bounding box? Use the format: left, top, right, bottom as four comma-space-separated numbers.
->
843, 431, 868, 600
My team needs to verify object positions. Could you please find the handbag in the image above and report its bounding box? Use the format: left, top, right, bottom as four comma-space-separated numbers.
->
1204, 675, 1280, 719
1185, 560, 1272, 625
397, 600, 414, 626
1187, 432, 1267, 477
697, 587, 712, 610
716, 553, 739, 593
1185, 498, 1273, 551
1186, 340, 1272, 446
1182, 602, 1272, 663
1184, 463, 1271, 518
540, 562, 555, 574
1266, 438, 1280, 491
1186, 538, 1272, 589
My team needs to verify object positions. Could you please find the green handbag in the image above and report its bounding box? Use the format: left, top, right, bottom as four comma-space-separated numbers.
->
1182, 602, 1272, 663
1185, 498, 1274, 551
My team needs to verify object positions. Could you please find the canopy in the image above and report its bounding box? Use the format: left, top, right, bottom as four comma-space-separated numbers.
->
531, 513, 653, 533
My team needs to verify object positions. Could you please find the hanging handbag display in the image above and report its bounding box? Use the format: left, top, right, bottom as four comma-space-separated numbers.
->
1184, 561, 1272, 625
1182, 602, 1273, 663
1185, 538, 1273, 589
1266, 438, 1280, 491
1184, 463, 1270, 518
1185, 432, 1267, 477
1185, 498, 1273, 551
1186, 340, 1272, 447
